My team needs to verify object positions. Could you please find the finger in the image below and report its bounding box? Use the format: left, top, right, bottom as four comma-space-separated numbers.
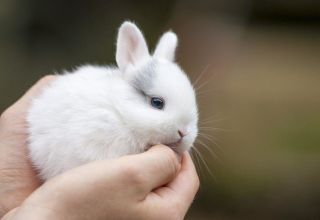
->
121, 145, 181, 194
1, 207, 19, 220
155, 152, 199, 203
16, 75, 57, 106
2, 75, 57, 123
4, 75, 56, 116
137, 153, 198, 220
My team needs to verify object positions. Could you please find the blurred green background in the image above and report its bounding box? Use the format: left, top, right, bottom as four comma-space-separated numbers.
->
1, 0, 320, 219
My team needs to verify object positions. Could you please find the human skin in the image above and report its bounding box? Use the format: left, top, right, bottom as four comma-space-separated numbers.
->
0, 76, 55, 216
0, 76, 199, 220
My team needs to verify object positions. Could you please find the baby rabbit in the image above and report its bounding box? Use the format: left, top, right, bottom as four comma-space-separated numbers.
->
27, 21, 198, 180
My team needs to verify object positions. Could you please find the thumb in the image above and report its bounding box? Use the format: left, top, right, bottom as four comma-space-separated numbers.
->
125, 145, 181, 193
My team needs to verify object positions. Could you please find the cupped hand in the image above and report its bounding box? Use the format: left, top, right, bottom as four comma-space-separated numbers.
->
0, 76, 56, 216
4, 146, 199, 220
0, 75, 200, 220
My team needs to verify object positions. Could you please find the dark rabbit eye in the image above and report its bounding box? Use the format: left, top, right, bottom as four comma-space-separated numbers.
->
151, 97, 165, 110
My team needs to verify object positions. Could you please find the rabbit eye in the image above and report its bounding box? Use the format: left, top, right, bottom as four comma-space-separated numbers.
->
150, 97, 165, 110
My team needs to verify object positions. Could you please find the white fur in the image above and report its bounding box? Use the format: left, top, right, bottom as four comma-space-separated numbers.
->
116, 21, 150, 72
27, 21, 198, 180
154, 31, 177, 61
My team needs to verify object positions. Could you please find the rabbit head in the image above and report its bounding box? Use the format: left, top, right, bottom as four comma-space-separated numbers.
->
115, 22, 198, 153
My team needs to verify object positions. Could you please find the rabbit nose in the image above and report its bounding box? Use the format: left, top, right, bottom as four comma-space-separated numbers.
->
178, 130, 185, 139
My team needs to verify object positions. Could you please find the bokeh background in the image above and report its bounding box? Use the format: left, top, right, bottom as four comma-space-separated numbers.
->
1, 0, 320, 219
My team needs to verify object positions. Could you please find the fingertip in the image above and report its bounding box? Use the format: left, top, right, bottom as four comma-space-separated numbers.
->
38, 75, 57, 84
27, 75, 57, 96
164, 150, 200, 200
148, 145, 181, 165
19, 75, 57, 104
134, 145, 181, 191
147, 144, 182, 164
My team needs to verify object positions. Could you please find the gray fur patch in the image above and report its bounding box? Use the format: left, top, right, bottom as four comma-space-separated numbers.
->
131, 60, 157, 93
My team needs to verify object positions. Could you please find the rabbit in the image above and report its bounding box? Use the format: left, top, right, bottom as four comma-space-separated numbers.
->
27, 21, 198, 180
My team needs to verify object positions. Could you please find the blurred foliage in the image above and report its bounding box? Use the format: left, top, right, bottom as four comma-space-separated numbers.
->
1, 0, 320, 219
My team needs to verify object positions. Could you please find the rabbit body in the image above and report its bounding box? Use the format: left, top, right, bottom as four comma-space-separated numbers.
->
27, 22, 198, 180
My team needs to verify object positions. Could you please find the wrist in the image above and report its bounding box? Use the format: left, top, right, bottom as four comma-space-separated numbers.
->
10, 181, 74, 220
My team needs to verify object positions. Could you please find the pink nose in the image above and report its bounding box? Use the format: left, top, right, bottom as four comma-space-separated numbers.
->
178, 130, 185, 138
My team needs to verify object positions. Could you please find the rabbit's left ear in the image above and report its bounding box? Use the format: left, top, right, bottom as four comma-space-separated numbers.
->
116, 21, 150, 71
154, 31, 178, 61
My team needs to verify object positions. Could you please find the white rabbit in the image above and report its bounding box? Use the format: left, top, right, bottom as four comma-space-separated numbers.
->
27, 21, 198, 180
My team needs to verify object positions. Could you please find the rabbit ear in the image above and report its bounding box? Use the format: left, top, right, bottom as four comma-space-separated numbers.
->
116, 21, 150, 71
154, 31, 178, 61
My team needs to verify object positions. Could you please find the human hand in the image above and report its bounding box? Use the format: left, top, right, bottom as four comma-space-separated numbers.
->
0, 76, 56, 216
3, 145, 199, 220
0, 75, 199, 220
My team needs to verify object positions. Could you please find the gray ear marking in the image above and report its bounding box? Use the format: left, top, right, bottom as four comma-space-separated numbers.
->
154, 31, 178, 61
131, 60, 157, 92
116, 21, 150, 71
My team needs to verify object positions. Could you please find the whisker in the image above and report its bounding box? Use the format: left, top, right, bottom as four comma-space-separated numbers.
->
198, 133, 222, 151
196, 88, 219, 96
199, 122, 225, 129
198, 132, 221, 141
200, 115, 226, 124
198, 132, 223, 151
194, 68, 219, 93
199, 127, 230, 132
192, 64, 211, 90
194, 79, 211, 93
196, 138, 222, 164
190, 147, 204, 178
200, 116, 225, 122
192, 146, 215, 180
